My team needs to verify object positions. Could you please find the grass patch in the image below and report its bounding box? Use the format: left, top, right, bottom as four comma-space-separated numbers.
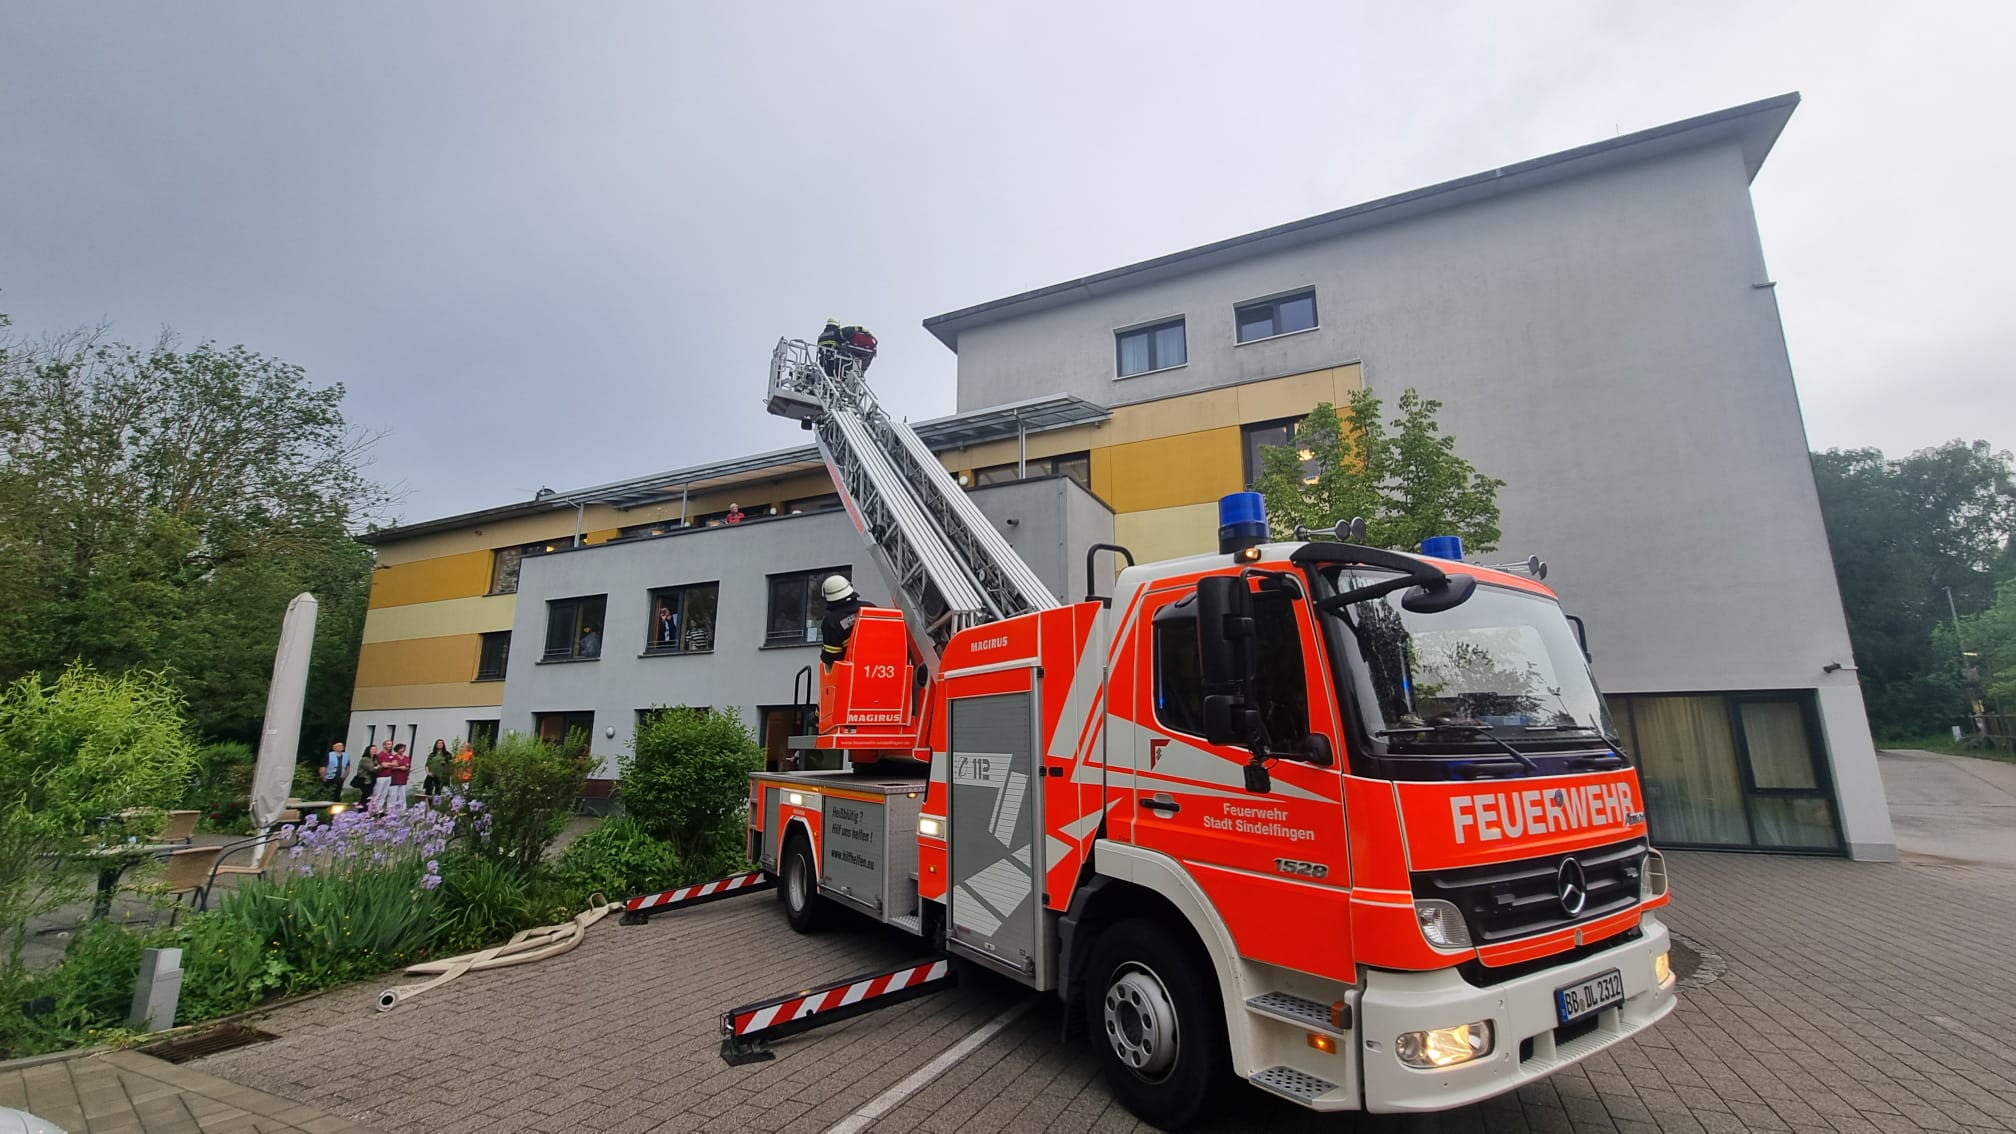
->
1877, 734, 2016, 763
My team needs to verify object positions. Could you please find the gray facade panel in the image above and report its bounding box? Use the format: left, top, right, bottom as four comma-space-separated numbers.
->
969, 476, 1117, 606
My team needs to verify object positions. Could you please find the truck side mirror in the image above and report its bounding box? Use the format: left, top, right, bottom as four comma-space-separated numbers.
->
1400, 573, 1476, 614
1196, 576, 1260, 747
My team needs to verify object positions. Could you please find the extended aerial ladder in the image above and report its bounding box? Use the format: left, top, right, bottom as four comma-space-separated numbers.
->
764, 338, 1058, 676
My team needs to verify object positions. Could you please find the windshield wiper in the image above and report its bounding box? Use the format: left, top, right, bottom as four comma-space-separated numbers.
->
1522, 725, 1632, 767
1375, 724, 1541, 772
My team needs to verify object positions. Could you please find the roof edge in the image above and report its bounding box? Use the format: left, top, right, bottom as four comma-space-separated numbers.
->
922, 93, 1800, 349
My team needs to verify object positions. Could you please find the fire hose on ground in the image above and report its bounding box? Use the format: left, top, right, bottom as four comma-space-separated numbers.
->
376, 896, 618, 1011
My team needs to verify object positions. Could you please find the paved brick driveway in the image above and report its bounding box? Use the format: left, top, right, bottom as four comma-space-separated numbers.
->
189, 842, 2016, 1134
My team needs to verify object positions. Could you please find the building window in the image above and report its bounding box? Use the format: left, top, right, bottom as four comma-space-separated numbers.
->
638, 705, 712, 729
766, 567, 847, 646
1241, 416, 1320, 489
786, 494, 842, 514
533, 711, 594, 754
543, 595, 608, 661
475, 632, 511, 681
466, 720, 500, 751
969, 451, 1093, 495
1116, 318, 1186, 377
1050, 451, 1093, 494
1609, 692, 1841, 852
618, 519, 682, 539
1235, 290, 1318, 343
645, 583, 719, 654
489, 542, 557, 595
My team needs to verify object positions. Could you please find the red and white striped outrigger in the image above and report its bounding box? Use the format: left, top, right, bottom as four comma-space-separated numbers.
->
618, 870, 773, 925
719, 958, 957, 1066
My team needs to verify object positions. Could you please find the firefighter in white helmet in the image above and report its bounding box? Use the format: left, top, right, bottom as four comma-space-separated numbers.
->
819, 575, 862, 669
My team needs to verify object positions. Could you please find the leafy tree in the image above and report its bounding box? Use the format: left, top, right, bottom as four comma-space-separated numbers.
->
0, 316, 386, 754
1958, 578, 2016, 711
0, 665, 198, 967
1255, 389, 1504, 553
1811, 441, 2016, 735
622, 708, 760, 873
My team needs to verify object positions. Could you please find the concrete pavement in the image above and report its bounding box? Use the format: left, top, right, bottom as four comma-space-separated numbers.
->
1878, 748, 2016, 866
187, 833, 2016, 1132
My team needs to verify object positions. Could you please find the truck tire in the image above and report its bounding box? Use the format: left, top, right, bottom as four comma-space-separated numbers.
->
779, 831, 825, 934
1083, 917, 1229, 1130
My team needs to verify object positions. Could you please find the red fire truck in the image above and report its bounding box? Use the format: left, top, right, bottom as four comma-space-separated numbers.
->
722, 340, 1675, 1128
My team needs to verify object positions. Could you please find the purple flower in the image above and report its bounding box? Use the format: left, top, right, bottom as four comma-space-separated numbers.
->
421, 873, 442, 891
425, 859, 438, 872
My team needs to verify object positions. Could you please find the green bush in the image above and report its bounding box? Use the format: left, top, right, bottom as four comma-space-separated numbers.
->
552, 818, 685, 905
465, 732, 591, 872
0, 920, 154, 1057
621, 708, 759, 867
180, 741, 256, 826
0, 665, 198, 967
175, 901, 291, 1022
435, 854, 532, 954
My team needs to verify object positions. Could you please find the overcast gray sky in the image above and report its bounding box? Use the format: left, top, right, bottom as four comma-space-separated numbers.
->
4, 1, 2011, 523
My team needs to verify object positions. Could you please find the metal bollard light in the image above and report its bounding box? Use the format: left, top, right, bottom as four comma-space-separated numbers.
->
129, 947, 183, 1032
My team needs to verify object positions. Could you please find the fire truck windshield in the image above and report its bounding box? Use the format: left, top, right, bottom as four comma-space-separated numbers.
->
1321, 567, 1614, 751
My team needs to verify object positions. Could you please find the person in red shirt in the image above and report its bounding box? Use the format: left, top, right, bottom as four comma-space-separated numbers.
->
373, 743, 413, 812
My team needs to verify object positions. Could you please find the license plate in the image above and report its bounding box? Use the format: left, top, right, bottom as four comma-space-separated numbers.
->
1555, 968, 1624, 1024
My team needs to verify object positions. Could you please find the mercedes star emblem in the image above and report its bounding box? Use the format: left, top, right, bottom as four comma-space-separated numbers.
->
1556, 857, 1589, 916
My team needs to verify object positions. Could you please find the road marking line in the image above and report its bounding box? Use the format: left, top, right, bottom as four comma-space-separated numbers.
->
824, 998, 1035, 1134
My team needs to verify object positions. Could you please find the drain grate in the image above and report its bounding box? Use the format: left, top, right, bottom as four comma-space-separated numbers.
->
140, 1024, 279, 1063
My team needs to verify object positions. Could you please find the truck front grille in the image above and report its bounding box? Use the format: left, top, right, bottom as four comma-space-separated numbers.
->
1412, 837, 1646, 946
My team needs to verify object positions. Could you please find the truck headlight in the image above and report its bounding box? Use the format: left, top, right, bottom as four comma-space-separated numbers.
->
1396, 1021, 1493, 1068
1414, 899, 1472, 949
1654, 950, 1672, 986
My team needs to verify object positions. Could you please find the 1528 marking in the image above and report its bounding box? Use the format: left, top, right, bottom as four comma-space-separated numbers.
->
1274, 858, 1329, 879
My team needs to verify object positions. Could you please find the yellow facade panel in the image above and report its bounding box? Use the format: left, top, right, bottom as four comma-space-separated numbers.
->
1235, 369, 1338, 424
1102, 427, 1244, 513
361, 595, 517, 645
354, 634, 483, 688
1331, 362, 1365, 403
1107, 388, 1240, 447
1115, 503, 1220, 565
351, 681, 506, 712
367, 550, 496, 609
1089, 447, 1115, 503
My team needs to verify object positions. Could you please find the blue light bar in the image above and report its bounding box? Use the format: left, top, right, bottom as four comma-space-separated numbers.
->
1420, 534, 1464, 561
1218, 492, 1268, 554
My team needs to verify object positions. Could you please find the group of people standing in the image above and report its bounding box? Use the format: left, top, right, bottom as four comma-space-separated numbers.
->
322, 738, 472, 812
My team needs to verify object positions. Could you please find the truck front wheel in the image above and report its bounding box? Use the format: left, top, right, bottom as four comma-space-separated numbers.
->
779, 831, 825, 934
1083, 918, 1229, 1130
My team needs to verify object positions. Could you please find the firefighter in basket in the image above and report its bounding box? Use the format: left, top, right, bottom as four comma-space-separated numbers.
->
818, 575, 862, 669
817, 318, 879, 377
